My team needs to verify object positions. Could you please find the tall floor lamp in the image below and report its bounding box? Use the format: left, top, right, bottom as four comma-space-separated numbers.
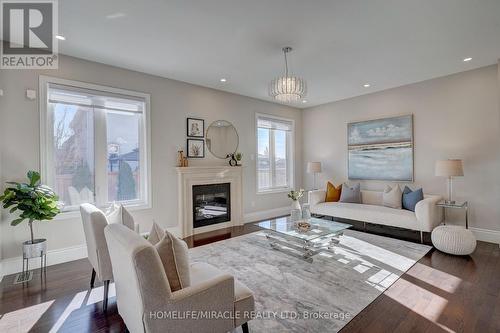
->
307, 162, 322, 190
435, 159, 464, 204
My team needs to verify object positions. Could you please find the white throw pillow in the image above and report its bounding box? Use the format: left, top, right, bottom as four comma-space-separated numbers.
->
120, 205, 135, 230
105, 203, 122, 225
383, 185, 402, 209
104, 203, 136, 231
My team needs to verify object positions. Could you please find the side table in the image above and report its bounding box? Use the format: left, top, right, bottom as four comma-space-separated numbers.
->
436, 201, 468, 228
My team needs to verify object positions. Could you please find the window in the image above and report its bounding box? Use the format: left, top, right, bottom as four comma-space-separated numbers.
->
256, 114, 294, 193
40, 76, 150, 212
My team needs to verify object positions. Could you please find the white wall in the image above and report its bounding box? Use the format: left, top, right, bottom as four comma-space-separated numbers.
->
303, 65, 500, 235
0, 55, 302, 262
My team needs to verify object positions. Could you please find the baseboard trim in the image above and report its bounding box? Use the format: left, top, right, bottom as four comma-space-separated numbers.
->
469, 227, 500, 245
0, 244, 88, 279
243, 206, 290, 223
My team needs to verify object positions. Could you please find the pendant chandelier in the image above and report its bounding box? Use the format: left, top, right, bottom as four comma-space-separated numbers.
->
269, 46, 307, 103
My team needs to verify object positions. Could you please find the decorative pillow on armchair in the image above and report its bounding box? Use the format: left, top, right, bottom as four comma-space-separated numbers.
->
402, 186, 424, 212
325, 182, 342, 202
155, 231, 191, 292
339, 183, 361, 203
148, 222, 165, 245
148, 222, 191, 292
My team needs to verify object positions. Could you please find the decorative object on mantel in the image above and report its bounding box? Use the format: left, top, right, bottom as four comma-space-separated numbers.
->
186, 117, 204, 138
348, 115, 413, 181
268, 46, 307, 103
206, 120, 239, 159
0, 171, 60, 283
288, 189, 304, 211
435, 159, 464, 204
183, 157, 189, 167
177, 150, 185, 167
227, 153, 238, 166
307, 161, 322, 190
235, 152, 243, 165
187, 138, 205, 158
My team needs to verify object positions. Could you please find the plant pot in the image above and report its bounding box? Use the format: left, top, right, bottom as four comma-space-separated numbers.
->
23, 239, 47, 259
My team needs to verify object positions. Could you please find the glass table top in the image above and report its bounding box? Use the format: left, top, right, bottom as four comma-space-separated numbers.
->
436, 200, 468, 208
256, 216, 352, 241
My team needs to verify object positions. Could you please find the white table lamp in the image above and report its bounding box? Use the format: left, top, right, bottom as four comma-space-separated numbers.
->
307, 161, 322, 190
435, 159, 464, 204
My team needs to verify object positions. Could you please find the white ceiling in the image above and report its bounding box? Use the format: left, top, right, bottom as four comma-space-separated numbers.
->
58, 0, 500, 107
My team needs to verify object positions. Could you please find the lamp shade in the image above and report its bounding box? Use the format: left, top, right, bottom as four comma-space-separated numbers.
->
307, 161, 322, 173
435, 159, 464, 177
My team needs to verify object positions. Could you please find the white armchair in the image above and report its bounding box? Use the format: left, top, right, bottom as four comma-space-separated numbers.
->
104, 223, 255, 333
80, 203, 139, 312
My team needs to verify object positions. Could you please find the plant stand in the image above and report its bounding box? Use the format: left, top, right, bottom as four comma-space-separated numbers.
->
15, 239, 47, 284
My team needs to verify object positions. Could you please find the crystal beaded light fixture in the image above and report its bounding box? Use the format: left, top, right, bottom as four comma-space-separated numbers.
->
269, 47, 307, 103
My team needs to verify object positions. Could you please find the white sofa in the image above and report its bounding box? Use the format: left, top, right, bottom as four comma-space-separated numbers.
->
308, 189, 444, 242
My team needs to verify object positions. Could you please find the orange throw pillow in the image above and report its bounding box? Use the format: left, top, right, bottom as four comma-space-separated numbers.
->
325, 182, 342, 202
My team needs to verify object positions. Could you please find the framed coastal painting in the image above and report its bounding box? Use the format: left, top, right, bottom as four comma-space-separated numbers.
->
347, 115, 413, 181
187, 138, 205, 158
187, 118, 204, 138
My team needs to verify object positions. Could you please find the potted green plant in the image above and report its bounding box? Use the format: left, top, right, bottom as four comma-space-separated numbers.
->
0, 171, 60, 260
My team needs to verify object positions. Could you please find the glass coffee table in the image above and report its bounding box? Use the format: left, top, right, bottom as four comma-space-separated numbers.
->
256, 216, 352, 262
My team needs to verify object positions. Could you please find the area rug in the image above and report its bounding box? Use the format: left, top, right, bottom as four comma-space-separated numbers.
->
189, 229, 431, 332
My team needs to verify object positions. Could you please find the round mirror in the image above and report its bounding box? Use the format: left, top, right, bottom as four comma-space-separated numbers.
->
206, 120, 239, 159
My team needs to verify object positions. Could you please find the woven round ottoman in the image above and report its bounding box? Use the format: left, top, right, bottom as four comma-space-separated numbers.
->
431, 225, 476, 255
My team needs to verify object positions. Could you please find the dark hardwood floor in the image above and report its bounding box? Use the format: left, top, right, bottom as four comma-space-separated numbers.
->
1, 223, 499, 332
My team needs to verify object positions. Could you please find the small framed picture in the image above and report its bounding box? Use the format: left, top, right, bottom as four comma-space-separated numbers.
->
187, 139, 205, 158
187, 118, 204, 137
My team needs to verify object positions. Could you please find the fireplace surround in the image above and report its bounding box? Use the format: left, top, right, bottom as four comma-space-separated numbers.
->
176, 166, 243, 237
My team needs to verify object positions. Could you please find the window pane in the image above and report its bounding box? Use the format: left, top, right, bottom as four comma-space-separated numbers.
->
257, 128, 271, 190
274, 130, 288, 187
51, 103, 95, 209
106, 110, 141, 202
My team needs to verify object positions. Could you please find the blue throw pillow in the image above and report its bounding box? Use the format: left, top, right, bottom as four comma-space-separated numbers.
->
402, 186, 424, 212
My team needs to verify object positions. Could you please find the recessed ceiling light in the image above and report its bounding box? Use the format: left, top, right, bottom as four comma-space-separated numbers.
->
302, 100, 308, 103
55, 35, 65, 40
220, 78, 227, 82
363, 83, 371, 88
463, 57, 472, 62
106, 12, 126, 19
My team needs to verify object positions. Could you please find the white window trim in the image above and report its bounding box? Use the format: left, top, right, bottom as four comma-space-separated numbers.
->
39, 75, 152, 217
255, 113, 295, 195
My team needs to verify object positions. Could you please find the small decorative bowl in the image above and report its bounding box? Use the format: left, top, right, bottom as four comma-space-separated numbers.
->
296, 221, 311, 232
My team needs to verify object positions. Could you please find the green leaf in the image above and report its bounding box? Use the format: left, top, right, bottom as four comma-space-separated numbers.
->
11, 218, 24, 226
27, 171, 41, 186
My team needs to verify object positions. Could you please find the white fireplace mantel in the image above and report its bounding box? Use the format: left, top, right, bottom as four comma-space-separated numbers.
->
176, 166, 243, 237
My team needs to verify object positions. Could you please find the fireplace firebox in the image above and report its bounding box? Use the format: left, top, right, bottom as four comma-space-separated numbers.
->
192, 183, 231, 228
